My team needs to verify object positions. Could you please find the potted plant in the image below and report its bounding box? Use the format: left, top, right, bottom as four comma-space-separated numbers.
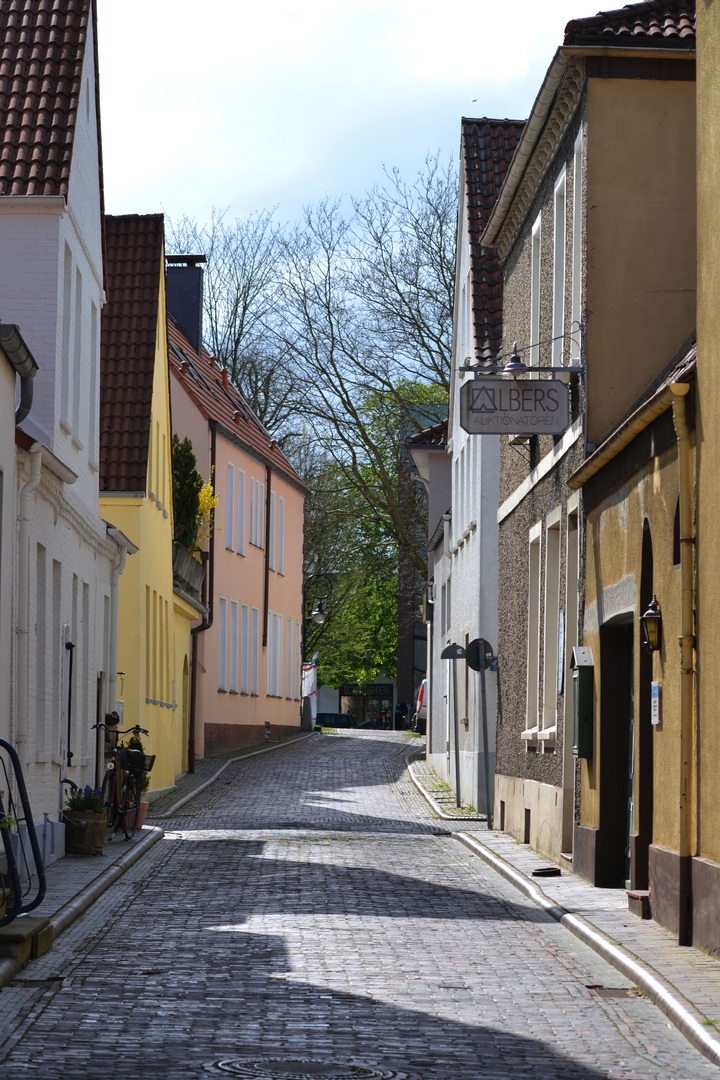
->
126, 732, 152, 828
64, 785, 106, 855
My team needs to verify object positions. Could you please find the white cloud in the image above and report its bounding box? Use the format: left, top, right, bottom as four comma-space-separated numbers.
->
96, 0, 602, 224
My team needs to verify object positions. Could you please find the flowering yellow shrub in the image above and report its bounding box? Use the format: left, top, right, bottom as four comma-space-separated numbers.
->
194, 479, 219, 555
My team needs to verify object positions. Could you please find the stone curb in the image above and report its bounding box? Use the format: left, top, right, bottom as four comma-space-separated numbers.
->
406, 760, 720, 1069
150, 732, 317, 819
0, 826, 164, 992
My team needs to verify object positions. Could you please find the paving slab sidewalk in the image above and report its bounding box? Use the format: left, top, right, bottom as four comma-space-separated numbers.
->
410, 757, 720, 1069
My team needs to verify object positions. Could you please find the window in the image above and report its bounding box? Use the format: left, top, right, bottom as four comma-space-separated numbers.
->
541, 512, 561, 740
251, 606, 259, 695
72, 267, 83, 442
240, 603, 249, 693
249, 478, 265, 547
237, 470, 245, 555
229, 600, 239, 692
294, 621, 301, 699
267, 611, 283, 696
218, 596, 227, 691
269, 491, 276, 570
552, 167, 567, 367
530, 213, 542, 365
278, 497, 285, 574
570, 131, 583, 362
89, 302, 99, 468
226, 463, 235, 549
60, 245, 72, 431
286, 617, 293, 698
524, 524, 542, 739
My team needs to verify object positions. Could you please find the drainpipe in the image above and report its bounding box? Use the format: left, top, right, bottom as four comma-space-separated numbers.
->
189, 419, 217, 773
0, 323, 38, 425
262, 464, 271, 647
106, 528, 137, 717
16, 444, 43, 764
670, 383, 695, 946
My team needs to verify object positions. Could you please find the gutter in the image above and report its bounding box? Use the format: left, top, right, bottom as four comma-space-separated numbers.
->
482, 43, 696, 250
482, 49, 569, 248
0, 324, 38, 425
567, 381, 687, 490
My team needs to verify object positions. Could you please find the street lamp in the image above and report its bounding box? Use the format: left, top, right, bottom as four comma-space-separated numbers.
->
640, 595, 662, 653
301, 573, 333, 659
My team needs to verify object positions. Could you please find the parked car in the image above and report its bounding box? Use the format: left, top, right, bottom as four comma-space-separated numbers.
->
316, 712, 356, 728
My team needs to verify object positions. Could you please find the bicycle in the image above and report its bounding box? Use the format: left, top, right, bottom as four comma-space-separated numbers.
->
91, 720, 152, 841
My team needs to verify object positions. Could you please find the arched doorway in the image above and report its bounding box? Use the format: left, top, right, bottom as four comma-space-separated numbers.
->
634, 520, 655, 889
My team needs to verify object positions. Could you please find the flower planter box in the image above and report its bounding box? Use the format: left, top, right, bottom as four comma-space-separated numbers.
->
63, 811, 106, 856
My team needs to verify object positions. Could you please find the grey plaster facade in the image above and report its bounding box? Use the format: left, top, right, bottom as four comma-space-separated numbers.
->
494, 102, 587, 862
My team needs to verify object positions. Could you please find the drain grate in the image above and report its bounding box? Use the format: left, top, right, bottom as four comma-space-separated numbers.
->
206, 1061, 411, 1079
586, 984, 644, 999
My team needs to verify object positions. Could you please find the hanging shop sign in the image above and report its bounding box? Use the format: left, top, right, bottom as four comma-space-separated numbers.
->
340, 683, 393, 698
460, 378, 569, 435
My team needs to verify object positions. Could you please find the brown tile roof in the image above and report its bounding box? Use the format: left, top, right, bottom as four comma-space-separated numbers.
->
564, 0, 695, 47
168, 318, 307, 493
100, 214, 164, 492
461, 118, 525, 364
0, 0, 102, 198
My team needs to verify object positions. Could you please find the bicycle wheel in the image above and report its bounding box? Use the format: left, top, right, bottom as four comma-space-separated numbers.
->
101, 769, 118, 840
122, 773, 142, 840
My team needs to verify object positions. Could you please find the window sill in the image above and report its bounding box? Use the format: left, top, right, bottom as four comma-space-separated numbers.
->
521, 727, 538, 745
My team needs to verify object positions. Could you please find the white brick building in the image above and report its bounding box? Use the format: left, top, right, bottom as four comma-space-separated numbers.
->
0, 1, 128, 853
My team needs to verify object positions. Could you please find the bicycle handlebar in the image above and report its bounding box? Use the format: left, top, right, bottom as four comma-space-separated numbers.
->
91, 722, 149, 736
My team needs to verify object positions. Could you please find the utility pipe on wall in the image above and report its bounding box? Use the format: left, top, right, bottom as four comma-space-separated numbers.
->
16, 444, 43, 764
670, 383, 695, 947
189, 419, 217, 773
106, 528, 137, 718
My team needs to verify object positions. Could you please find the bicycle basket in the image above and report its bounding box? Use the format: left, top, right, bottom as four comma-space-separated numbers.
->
142, 754, 156, 773
117, 748, 146, 773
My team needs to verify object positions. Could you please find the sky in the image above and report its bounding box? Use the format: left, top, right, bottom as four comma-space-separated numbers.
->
96, 0, 604, 230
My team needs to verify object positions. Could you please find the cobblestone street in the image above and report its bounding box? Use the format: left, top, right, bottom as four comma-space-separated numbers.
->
0, 732, 716, 1080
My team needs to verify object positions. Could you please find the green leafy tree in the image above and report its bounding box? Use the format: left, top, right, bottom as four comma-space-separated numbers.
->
171, 435, 203, 550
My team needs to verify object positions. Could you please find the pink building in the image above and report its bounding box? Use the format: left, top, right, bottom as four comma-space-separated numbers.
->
167, 262, 307, 758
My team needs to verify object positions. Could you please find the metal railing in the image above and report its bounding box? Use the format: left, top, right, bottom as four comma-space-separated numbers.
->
0, 739, 47, 926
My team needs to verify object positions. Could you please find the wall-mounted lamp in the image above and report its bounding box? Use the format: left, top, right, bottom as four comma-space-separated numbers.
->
640, 595, 662, 652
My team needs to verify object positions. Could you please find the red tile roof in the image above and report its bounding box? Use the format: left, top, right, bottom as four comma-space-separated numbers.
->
100, 214, 164, 492
168, 317, 307, 493
0, 0, 101, 198
564, 0, 695, 47
461, 118, 525, 365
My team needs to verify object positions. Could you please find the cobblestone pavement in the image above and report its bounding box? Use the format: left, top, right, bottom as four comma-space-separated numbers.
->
0, 732, 717, 1080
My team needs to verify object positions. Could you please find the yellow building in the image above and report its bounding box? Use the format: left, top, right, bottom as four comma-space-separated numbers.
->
100, 215, 205, 796
694, 0, 720, 954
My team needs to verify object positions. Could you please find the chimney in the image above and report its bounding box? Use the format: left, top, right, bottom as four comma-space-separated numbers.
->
166, 254, 207, 357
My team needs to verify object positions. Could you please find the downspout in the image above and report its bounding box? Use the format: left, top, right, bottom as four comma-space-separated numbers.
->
106, 529, 133, 717
16, 444, 43, 765
263, 464, 271, 647
670, 383, 695, 946
0, 323, 38, 425
188, 419, 217, 773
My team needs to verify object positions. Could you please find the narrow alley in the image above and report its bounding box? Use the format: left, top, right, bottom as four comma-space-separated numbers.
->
0, 733, 714, 1080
